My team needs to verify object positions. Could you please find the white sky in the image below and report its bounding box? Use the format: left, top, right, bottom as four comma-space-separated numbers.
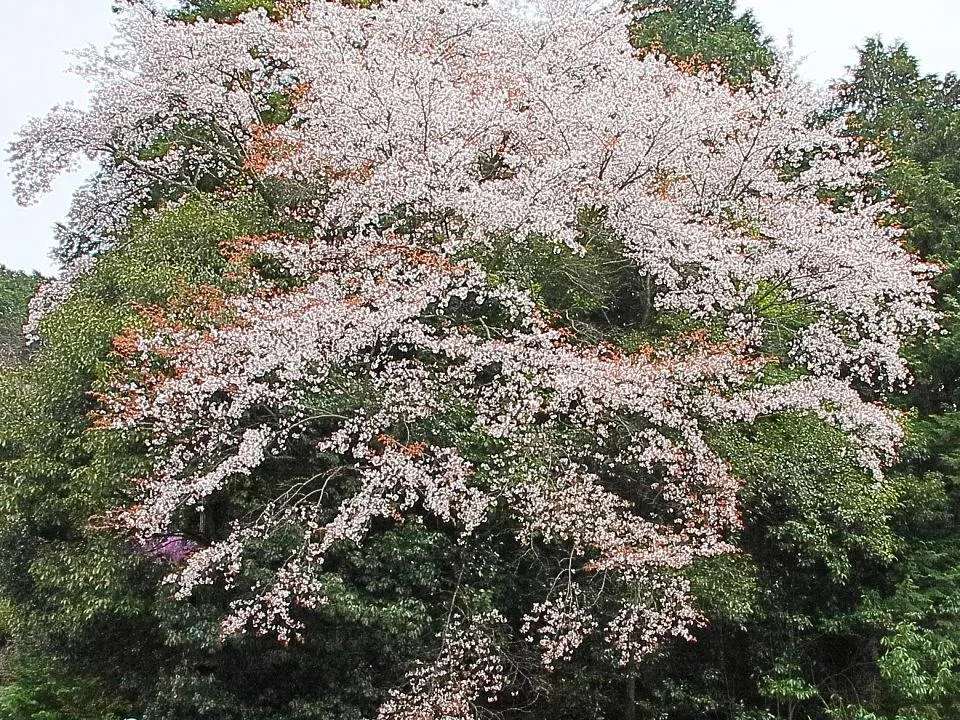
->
740, 0, 960, 86
1, 1, 958, 275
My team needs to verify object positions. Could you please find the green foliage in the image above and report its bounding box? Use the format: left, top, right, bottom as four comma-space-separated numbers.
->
807, 37, 960, 720
172, 0, 282, 23
726, 416, 899, 578
629, 0, 775, 86
170, 0, 374, 23
0, 656, 128, 720
0, 266, 42, 365
0, 195, 340, 719
627, 413, 902, 719
471, 210, 661, 345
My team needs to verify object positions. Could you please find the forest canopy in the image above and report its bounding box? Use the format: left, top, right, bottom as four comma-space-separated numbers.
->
1, 2, 958, 719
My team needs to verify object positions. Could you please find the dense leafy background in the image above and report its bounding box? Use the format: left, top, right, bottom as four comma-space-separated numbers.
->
1, 2, 958, 719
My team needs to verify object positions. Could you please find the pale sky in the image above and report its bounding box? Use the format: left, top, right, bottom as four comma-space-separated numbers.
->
1, 1, 958, 276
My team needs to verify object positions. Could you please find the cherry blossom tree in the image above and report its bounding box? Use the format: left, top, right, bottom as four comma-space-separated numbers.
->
11, 0, 938, 716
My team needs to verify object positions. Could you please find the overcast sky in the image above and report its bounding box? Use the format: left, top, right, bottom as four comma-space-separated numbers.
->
1, 1, 958, 276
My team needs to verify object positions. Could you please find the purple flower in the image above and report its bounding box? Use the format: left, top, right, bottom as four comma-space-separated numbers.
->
139, 535, 199, 563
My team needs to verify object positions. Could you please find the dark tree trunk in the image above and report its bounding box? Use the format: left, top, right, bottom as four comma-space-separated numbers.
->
623, 675, 637, 720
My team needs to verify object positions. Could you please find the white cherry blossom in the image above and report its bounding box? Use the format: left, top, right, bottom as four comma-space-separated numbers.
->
12, 1, 939, 717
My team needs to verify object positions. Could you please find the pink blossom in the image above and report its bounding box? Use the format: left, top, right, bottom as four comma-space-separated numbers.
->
11, 1, 939, 716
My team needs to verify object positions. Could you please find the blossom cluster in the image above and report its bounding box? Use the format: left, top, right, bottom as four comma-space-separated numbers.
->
378, 612, 509, 720
98, 228, 907, 715
12, 1, 939, 717
22, 254, 95, 344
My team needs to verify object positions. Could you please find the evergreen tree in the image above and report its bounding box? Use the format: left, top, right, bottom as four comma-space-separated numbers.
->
629, 0, 775, 86
833, 38, 960, 720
